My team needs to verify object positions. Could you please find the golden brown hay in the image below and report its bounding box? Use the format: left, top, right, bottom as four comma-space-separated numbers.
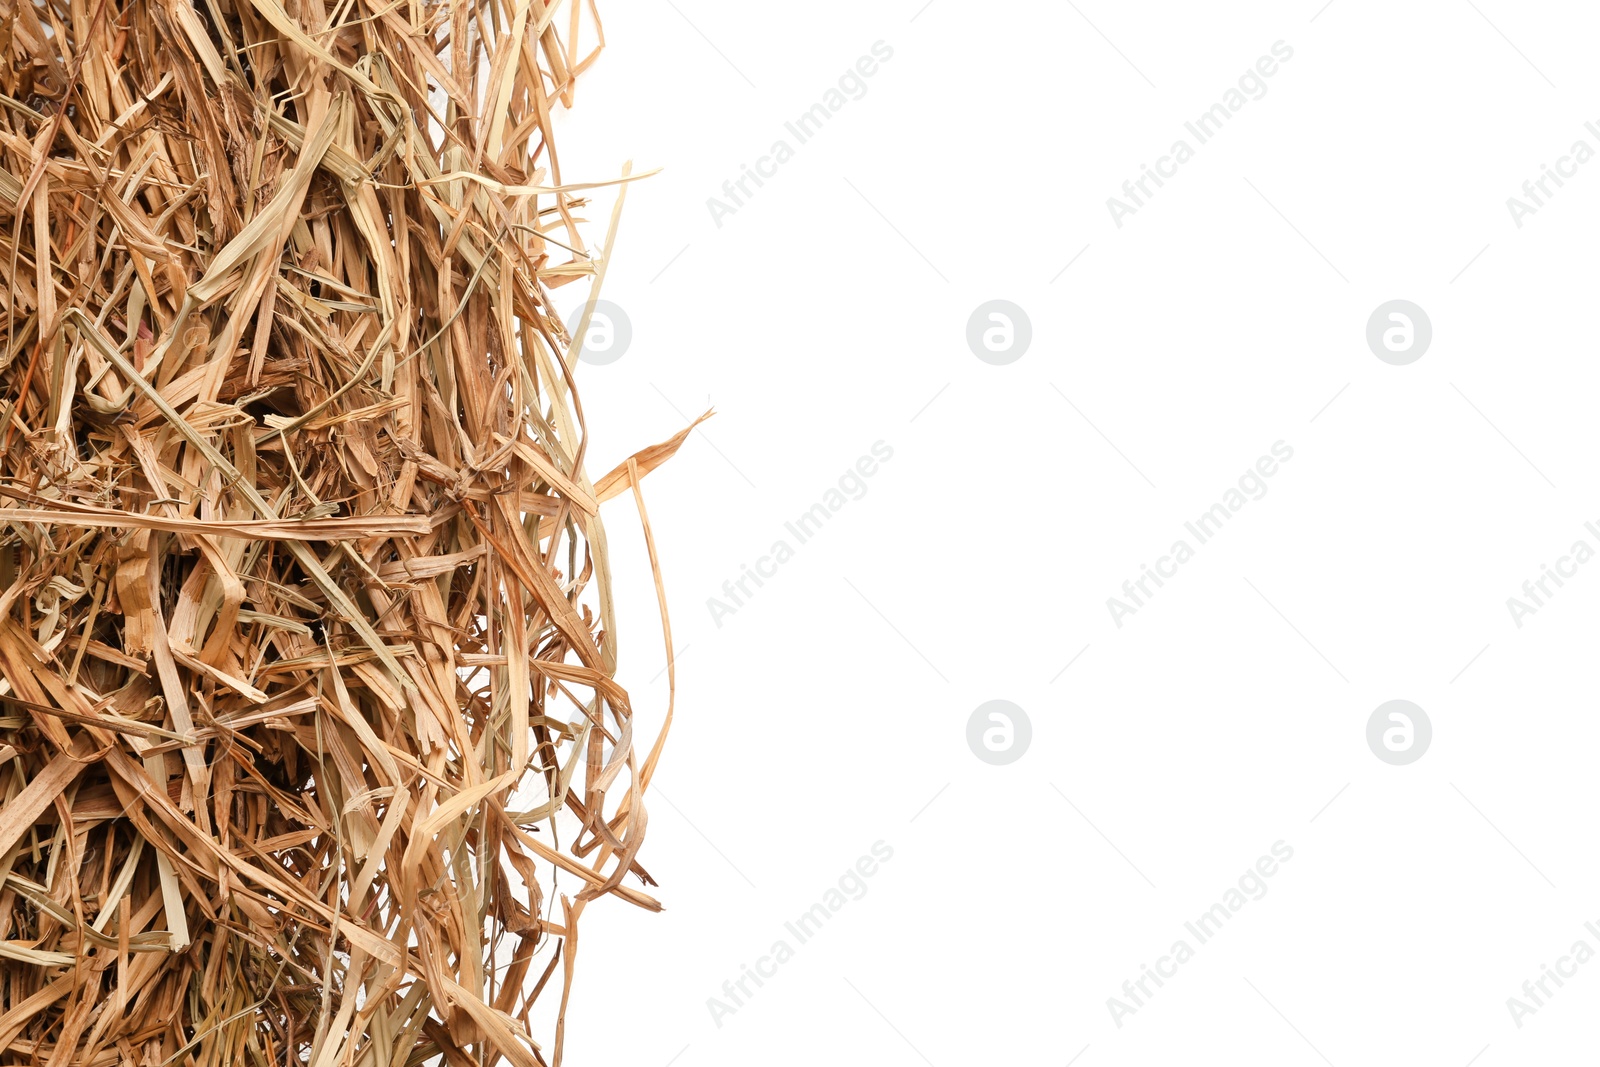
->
0, 0, 685, 1064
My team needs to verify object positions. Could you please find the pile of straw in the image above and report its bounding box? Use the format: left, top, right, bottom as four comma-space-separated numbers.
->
0, 0, 685, 1063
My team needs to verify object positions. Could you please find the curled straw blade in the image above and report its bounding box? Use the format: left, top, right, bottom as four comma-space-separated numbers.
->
595, 410, 715, 503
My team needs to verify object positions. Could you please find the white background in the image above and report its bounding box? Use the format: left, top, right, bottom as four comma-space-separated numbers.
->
545, 2, 1600, 1063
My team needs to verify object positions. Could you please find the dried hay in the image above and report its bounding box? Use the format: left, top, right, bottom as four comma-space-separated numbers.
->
0, 0, 686, 1064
